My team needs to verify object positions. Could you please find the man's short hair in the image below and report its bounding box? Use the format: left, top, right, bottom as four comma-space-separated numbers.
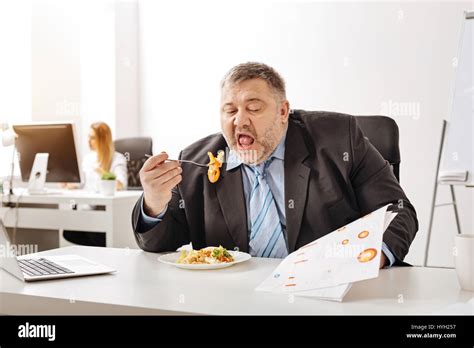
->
221, 62, 286, 100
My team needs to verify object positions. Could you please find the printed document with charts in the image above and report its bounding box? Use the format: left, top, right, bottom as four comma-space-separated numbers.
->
256, 204, 397, 301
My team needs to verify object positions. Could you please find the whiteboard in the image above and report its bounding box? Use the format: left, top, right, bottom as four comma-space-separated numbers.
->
439, 12, 474, 186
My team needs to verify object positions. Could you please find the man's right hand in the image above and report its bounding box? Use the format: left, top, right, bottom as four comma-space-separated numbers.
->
140, 152, 182, 217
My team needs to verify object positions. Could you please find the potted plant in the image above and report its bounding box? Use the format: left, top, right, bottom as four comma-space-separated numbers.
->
100, 171, 116, 196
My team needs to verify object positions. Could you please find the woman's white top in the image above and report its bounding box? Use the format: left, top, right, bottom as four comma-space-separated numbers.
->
82, 151, 128, 192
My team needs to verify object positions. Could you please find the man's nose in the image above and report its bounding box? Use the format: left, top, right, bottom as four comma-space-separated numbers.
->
233, 110, 250, 128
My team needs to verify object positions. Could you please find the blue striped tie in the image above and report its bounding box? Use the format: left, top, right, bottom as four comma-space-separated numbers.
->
248, 163, 288, 258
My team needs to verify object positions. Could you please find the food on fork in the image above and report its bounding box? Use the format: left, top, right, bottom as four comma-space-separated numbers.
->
207, 150, 224, 183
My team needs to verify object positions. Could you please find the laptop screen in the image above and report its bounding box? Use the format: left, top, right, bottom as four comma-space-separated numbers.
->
0, 220, 25, 281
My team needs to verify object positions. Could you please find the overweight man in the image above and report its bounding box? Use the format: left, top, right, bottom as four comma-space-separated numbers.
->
132, 62, 418, 267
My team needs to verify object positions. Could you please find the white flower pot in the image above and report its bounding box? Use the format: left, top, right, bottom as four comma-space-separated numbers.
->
100, 179, 116, 196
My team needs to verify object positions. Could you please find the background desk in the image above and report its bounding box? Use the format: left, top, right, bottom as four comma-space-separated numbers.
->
0, 190, 142, 248
1, 246, 472, 315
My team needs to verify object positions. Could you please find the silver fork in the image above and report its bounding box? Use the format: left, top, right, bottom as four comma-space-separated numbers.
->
145, 154, 208, 167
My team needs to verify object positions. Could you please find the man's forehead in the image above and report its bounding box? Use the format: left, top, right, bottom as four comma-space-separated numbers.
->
221, 79, 272, 104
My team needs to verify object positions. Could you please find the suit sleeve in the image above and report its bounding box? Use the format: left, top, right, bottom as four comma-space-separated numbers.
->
349, 116, 419, 265
131, 154, 191, 253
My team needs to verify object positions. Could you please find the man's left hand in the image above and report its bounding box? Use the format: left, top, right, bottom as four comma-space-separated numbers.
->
379, 252, 387, 269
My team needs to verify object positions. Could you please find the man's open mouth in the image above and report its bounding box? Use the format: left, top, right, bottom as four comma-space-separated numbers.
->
236, 132, 255, 149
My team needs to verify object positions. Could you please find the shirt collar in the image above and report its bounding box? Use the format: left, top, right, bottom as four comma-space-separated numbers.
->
226, 127, 287, 171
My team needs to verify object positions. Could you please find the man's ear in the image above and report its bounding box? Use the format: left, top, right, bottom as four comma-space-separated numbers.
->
280, 100, 290, 123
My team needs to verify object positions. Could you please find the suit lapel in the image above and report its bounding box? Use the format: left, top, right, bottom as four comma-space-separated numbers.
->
284, 119, 311, 252
215, 166, 249, 252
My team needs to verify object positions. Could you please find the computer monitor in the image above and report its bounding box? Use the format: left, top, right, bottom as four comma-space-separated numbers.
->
12, 122, 82, 183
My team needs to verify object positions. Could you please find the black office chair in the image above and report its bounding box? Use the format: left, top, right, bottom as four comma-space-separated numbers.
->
114, 137, 153, 190
356, 116, 401, 182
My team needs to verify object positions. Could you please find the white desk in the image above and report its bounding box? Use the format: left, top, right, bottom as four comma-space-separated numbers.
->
1, 246, 472, 315
0, 189, 142, 248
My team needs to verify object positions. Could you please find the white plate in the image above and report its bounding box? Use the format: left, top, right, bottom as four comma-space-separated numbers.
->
158, 250, 252, 270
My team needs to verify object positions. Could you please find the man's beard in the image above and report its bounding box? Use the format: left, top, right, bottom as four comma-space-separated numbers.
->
225, 123, 281, 165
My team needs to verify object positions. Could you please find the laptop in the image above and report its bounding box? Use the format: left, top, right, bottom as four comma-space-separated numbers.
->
0, 220, 115, 282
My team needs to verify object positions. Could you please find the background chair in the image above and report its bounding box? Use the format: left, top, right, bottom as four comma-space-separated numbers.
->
356, 116, 400, 182
114, 137, 153, 190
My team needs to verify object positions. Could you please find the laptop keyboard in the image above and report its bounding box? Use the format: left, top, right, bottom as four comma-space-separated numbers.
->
18, 258, 75, 277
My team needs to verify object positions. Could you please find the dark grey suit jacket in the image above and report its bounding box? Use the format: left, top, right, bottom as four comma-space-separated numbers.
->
132, 110, 418, 264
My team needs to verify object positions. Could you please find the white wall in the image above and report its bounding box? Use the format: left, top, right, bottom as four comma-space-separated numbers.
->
37, 0, 141, 156
115, 0, 140, 139
0, 0, 31, 178
138, 0, 474, 267
2, 0, 136, 166
31, 0, 81, 125
78, 0, 117, 156
31, 0, 118, 159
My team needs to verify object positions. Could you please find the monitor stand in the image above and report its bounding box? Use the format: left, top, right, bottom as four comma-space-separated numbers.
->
28, 153, 49, 195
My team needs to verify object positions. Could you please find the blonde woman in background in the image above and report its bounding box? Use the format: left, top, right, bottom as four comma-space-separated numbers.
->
64, 121, 128, 246
82, 121, 128, 192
